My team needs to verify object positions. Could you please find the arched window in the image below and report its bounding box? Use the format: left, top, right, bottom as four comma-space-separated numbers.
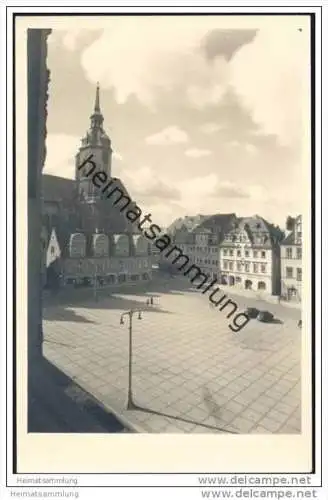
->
114, 234, 129, 256
245, 279, 253, 290
258, 281, 266, 290
69, 233, 86, 258
93, 233, 109, 257
133, 235, 148, 256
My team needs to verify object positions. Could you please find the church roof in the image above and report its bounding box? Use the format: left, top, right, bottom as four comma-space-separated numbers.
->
42, 174, 76, 203
41, 84, 142, 252
42, 173, 141, 255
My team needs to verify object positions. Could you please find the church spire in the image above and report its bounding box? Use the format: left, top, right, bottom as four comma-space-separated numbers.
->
89, 82, 104, 130
94, 82, 100, 113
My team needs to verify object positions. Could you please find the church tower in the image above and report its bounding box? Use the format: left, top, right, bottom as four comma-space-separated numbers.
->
75, 83, 112, 202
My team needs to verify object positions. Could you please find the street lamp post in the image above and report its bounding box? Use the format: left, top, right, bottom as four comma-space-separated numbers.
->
93, 260, 99, 301
120, 308, 143, 409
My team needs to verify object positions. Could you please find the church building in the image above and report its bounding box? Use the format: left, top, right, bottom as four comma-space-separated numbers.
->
41, 84, 152, 290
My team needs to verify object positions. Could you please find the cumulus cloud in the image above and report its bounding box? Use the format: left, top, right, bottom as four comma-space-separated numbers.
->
214, 181, 250, 199
49, 29, 102, 53
185, 148, 212, 158
62, 29, 83, 51
145, 126, 189, 145
113, 151, 123, 161
179, 174, 268, 201
79, 17, 309, 145
199, 122, 223, 134
245, 143, 258, 155
122, 166, 180, 203
44, 134, 80, 178
80, 17, 230, 108
229, 23, 310, 147
228, 140, 240, 148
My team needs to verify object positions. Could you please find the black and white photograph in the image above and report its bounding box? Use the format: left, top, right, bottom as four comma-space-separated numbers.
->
5, 6, 325, 486
34, 16, 308, 436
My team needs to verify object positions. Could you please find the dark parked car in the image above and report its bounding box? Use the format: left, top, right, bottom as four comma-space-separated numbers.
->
245, 307, 260, 319
257, 310, 274, 323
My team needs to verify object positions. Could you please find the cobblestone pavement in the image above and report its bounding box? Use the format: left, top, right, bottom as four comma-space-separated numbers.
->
43, 279, 301, 434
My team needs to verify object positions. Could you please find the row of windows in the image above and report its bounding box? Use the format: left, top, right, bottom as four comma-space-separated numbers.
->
225, 235, 269, 245
223, 260, 267, 273
285, 247, 302, 259
194, 258, 218, 266
63, 272, 151, 287
286, 267, 302, 281
223, 249, 267, 259
60, 257, 150, 272
180, 246, 217, 254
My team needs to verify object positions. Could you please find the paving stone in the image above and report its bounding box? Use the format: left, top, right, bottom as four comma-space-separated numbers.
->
258, 416, 282, 432
43, 284, 301, 434
223, 400, 245, 415
216, 408, 236, 424
230, 416, 255, 433
278, 424, 301, 434
241, 407, 264, 423
251, 426, 273, 434
266, 408, 290, 425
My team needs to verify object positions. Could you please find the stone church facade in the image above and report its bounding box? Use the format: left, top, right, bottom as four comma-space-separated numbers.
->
41, 84, 152, 290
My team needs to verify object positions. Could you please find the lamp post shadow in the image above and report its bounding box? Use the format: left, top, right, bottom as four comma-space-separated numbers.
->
120, 307, 144, 410
119, 295, 158, 410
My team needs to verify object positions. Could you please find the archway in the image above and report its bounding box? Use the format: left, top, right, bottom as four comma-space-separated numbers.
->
118, 273, 127, 284
287, 287, 297, 301
245, 279, 253, 290
228, 276, 235, 286
258, 281, 266, 290
106, 274, 116, 285
221, 275, 228, 285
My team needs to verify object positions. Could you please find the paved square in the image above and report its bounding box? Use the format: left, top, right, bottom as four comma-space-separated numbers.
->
43, 278, 301, 433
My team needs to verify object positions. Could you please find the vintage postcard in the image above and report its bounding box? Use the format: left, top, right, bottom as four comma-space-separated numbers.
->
4, 5, 325, 493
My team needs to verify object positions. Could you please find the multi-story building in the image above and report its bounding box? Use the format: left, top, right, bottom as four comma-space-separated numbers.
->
220, 216, 283, 295
166, 213, 236, 281
41, 84, 152, 290
280, 215, 302, 302
173, 227, 220, 281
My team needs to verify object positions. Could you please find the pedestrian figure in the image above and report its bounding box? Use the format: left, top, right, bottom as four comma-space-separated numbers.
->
298, 319, 302, 328
150, 296, 154, 305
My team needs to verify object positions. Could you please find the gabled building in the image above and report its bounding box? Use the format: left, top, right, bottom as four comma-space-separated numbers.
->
280, 215, 302, 302
41, 84, 152, 289
166, 213, 237, 281
220, 216, 284, 295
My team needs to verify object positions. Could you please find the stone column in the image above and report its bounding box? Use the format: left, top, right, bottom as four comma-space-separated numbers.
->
27, 29, 51, 368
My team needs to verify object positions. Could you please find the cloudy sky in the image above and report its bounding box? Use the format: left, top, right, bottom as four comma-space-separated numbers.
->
44, 15, 311, 228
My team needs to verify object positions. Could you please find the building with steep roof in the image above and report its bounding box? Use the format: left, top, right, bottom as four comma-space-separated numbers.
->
165, 213, 237, 281
220, 215, 284, 295
280, 215, 302, 302
41, 85, 152, 290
